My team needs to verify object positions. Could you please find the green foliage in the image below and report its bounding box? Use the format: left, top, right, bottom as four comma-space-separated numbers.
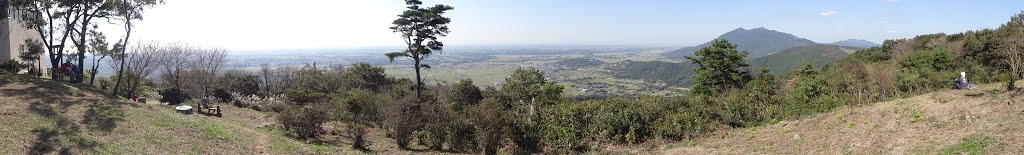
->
473, 98, 506, 155
592, 98, 657, 144
499, 67, 562, 153
333, 89, 381, 150
0, 60, 27, 73
750, 44, 858, 74
20, 39, 44, 71
447, 79, 483, 111
541, 100, 596, 153
277, 103, 331, 139
380, 89, 420, 149
939, 135, 991, 155
896, 49, 956, 92
386, 0, 455, 97
218, 70, 261, 97
686, 39, 752, 95
342, 62, 392, 92
605, 60, 695, 86
443, 79, 483, 152
284, 65, 331, 104
849, 47, 890, 62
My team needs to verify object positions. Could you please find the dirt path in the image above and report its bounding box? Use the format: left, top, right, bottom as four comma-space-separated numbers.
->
254, 130, 270, 155
663, 83, 1024, 154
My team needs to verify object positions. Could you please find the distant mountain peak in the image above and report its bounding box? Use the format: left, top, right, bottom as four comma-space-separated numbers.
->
664, 27, 819, 59
830, 39, 880, 48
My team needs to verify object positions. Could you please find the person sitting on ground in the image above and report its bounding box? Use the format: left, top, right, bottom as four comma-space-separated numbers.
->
59, 62, 70, 81
955, 72, 977, 90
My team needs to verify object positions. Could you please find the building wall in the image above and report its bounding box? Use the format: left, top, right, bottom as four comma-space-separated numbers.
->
1, 17, 44, 68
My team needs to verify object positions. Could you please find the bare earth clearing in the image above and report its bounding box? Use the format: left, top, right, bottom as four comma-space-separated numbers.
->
664, 81, 1024, 154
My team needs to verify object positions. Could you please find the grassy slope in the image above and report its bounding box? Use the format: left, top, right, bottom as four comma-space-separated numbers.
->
661, 81, 1024, 154
0, 74, 348, 154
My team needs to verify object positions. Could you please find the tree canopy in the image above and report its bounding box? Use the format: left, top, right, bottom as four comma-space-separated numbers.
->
685, 39, 751, 95
385, 0, 454, 99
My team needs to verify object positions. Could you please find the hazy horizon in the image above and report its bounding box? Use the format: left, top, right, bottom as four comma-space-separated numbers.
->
96, 0, 1024, 52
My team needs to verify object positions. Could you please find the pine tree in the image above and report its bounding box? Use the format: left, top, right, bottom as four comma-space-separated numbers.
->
685, 39, 751, 95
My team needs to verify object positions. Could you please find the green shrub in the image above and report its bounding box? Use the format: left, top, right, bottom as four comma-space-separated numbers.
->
473, 98, 506, 155
0, 60, 26, 73
158, 88, 189, 105
381, 91, 420, 149
420, 93, 450, 151
218, 70, 261, 96
541, 100, 596, 153
277, 103, 331, 139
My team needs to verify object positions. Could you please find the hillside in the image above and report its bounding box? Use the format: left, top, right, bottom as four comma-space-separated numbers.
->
749, 44, 860, 74
0, 75, 364, 154
830, 39, 880, 48
662, 81, 1024, 154
663, 27, 818, 59
604, 60, 694, 87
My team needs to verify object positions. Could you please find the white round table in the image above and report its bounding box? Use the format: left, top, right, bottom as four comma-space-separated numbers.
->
175, 105, 193, 114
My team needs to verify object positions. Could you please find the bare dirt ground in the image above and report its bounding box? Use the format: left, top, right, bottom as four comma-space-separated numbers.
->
663, 81, 1024, 154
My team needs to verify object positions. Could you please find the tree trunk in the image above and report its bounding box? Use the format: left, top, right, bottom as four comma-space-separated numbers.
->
89, 62, 100, 84
414, 58, 423, 100
113, 6, 133, 97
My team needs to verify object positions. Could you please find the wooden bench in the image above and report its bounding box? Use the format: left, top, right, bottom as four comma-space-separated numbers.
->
195, 103, 223, 117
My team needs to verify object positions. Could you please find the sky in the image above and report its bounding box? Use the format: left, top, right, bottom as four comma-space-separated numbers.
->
98, 0, 1024, 51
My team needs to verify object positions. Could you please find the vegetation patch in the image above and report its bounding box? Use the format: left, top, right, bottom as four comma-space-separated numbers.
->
939, 135, 992, 155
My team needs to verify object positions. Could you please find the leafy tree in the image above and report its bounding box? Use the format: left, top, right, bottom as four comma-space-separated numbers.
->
335, 89, 381, 150
502, 68, 563, 105
1001, 12, 1024, 90
67, 0, 120, 82
500, 67, 562, 153
473, 98, 506, 155
744, 67, 779, 120
19, 39, 44, 77
13, 0, 76, 79
112, 0, 162, 96
447, 79, 483, 111
218, 70, 261, 97
86, 28, 120, 84
342, 62, 391, 92
685, 39, 751, 95
385, 0, 454, 100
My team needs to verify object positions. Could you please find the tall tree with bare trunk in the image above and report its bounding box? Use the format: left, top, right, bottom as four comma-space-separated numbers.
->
385, 0, 453, 101
112, 0, 161, 96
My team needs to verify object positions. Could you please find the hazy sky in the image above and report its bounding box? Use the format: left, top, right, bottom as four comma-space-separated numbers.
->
100, 0, 1024, 51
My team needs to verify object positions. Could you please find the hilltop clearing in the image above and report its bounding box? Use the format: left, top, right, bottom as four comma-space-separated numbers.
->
0, 75, 350, 154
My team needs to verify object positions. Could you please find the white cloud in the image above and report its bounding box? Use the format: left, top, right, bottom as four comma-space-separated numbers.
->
819, 10, 838, 16
887, 0, 901, 3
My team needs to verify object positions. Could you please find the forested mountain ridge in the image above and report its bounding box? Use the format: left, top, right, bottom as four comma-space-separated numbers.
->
663, 27, 819, 59
605, 60, 694, 86
750, 44, 861, 74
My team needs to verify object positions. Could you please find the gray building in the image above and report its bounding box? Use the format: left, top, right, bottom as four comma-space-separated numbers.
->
0, 0, 44, 72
